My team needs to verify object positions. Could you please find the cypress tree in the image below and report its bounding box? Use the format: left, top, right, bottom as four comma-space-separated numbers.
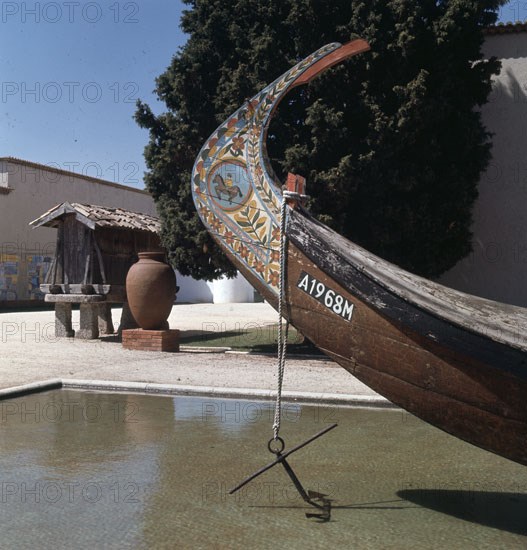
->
135, 0, 505, 280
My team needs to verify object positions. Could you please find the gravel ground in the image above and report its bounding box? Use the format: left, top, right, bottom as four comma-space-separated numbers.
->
0, 302, 379, 398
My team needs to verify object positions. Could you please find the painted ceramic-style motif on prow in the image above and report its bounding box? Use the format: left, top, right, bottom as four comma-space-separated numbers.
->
208, 161, 251, 211
191, 40, 370, 294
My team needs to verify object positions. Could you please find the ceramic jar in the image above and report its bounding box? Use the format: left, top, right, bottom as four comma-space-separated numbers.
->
126, 252, 177, 330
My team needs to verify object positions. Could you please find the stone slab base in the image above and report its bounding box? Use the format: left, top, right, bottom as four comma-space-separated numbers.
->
122, 329, 180, 352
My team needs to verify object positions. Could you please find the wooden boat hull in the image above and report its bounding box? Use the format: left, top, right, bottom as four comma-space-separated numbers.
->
191, 39, 527, 466
225, 212, 527, 466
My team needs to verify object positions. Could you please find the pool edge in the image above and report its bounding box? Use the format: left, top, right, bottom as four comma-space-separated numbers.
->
0, 379, 63, 400
0, 378, 396, 409
61, 379, 396, 408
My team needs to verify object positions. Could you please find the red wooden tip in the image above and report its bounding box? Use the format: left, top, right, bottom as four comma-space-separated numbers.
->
293, 39, 371, 87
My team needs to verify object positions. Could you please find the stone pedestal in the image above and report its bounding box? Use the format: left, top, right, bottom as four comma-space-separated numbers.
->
45, 294, 105, 339
77, 303, 99, 339
122, 329, 180, 352
98, 304, 114, 335
55, 303, 75, 338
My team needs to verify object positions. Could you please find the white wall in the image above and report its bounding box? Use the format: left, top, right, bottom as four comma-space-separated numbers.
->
175, 271, 254, 304
439, 33, 527, 307
211, 274, 254, 304
0, 159, 156, 302
175, 271, 214, 303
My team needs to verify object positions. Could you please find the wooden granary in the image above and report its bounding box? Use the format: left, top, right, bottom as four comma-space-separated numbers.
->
30, 202, 162, 295
29, 202, 164, 338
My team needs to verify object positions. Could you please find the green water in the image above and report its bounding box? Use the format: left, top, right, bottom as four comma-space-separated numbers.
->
0, 390, 526, 549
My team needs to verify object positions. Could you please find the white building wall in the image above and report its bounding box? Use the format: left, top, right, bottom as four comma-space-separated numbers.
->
439, 33, 527, 307
0, 158, 157, 302
210, 274, 255, 303
175, 271, 254, 304
175, 271, 214, 303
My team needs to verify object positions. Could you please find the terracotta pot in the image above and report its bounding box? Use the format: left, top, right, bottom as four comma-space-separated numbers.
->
126, 252, 177, 330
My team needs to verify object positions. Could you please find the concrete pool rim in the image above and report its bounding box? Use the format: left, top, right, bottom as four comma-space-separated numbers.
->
0, 379, 396, 409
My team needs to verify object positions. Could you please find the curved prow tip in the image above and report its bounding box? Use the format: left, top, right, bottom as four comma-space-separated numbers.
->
293, 38, 371, 87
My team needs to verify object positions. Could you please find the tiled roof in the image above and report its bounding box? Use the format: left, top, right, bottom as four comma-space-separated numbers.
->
29, 202, 161, 233
485, 21, 527, 35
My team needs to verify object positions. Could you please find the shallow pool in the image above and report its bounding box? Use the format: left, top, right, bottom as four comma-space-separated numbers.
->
0, 390, 526, 549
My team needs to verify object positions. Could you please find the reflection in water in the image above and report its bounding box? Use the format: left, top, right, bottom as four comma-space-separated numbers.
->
0, 391, 177, 548
0, 391, 526, 549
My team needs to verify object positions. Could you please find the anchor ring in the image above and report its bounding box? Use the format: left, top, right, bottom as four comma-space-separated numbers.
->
268, 437, 285, 455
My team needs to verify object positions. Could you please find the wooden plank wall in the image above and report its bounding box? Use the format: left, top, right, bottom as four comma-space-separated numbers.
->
94, 228, 163, 285
50, 218, 163, 286
62, 216, 91, 284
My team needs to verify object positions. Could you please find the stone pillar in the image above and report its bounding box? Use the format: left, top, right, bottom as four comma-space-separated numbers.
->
77, 303, 99, 340
98, 304, 114, 335
55, 303, 74, 338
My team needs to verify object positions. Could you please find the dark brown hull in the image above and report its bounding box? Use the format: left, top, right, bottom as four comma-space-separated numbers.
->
227, 211, 527, 467
190, 39, 527, 467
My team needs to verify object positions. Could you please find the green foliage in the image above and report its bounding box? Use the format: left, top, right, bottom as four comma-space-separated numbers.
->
135, 0, 505, 280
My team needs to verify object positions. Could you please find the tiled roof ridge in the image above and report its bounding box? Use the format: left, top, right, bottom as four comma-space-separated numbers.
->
485, 21, 527, 34
71, 202, 158, 220
30, 201, 161, 233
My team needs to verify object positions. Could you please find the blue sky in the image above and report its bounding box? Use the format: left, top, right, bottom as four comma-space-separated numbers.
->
1, 1, 186, 189
498, 0, 527, 22
0, 2, 521, 190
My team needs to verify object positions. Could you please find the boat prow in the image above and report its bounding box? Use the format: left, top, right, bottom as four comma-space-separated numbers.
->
191, 40, 527, 466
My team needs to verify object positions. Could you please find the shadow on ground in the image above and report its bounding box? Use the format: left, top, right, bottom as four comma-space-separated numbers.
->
397, 489, 527, 535
100, 328, 324, 356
